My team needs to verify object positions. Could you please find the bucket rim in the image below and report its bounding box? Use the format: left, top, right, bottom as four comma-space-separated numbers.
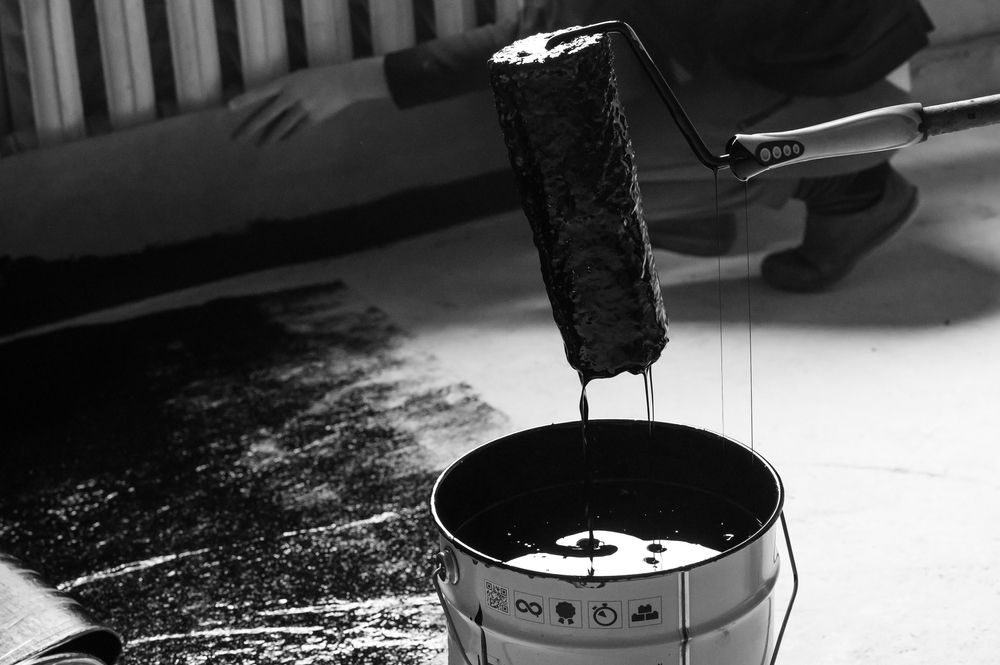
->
430, 419, 785, 582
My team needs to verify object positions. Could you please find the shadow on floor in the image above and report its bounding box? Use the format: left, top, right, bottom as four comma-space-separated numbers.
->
658, 237, 1000, 329
0, 170, 520, 337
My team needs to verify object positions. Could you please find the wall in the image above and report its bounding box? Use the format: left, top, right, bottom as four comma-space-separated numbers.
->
914, 0, 1000, 103
924, 0, 1000, 43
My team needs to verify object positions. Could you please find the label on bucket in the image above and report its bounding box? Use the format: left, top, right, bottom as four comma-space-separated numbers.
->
485, 578, 668, 633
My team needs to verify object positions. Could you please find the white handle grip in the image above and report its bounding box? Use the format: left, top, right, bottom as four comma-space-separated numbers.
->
727, 103, 926, 180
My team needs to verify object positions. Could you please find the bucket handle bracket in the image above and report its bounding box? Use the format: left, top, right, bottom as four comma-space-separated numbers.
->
431, 554, 480, 665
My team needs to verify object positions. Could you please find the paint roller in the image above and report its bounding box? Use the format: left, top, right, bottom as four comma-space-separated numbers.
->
489, 21, 1000, 381
490, 30, 668, 383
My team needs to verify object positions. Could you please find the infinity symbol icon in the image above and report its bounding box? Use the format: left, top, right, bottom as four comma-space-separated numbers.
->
515, 599, 543, 617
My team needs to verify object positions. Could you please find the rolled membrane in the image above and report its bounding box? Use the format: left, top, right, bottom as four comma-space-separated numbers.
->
0, 553, 122, 665
489, 29, 668, 382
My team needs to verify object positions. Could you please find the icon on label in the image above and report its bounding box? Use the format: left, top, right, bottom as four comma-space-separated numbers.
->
485, 580, 510, 615
548, 598, 582, 628
628, 597, 663, 627
588, 600, 622, 629
513, 591, 545, 623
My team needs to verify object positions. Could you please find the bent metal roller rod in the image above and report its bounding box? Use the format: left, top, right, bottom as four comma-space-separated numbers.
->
548, 21, 1000, 181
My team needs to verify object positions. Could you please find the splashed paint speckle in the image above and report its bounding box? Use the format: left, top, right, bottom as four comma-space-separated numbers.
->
0, 282, 507, 664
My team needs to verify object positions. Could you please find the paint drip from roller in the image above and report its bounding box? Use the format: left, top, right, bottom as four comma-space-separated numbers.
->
489, 29, 668, 382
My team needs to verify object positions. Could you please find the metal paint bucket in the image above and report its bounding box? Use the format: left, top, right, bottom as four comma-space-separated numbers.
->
430, 420, 796, 665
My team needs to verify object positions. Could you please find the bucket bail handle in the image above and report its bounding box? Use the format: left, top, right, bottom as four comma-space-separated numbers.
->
768, 512, 799, 665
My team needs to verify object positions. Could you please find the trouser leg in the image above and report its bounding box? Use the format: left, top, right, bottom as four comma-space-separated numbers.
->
615, 55, 914, 220
343, 53, 912, 234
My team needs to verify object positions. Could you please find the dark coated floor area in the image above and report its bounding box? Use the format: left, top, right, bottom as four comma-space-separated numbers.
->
0, 281, 506, 664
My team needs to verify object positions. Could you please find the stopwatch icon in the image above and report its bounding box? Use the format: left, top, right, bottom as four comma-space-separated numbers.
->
592, 602, 618, 627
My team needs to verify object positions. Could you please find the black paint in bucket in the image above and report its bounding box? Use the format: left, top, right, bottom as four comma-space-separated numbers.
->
432, 420, 782, 579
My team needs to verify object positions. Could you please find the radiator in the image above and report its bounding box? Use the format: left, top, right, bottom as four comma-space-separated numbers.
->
0, 0, 521, 150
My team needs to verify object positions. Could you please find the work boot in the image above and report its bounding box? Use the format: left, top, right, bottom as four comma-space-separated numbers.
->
646, 213, 737, 257
761, 163, 919, 292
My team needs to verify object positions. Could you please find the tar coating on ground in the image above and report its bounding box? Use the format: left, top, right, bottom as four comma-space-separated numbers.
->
0, 282, 508, 664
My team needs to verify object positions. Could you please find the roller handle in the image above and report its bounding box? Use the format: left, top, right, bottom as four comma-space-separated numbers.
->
923, 92, 1000, 136
728, 93, 1000, 181
727, 103, 926, 180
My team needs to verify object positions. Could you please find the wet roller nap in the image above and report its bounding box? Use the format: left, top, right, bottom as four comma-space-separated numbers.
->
489, 30, 669, 382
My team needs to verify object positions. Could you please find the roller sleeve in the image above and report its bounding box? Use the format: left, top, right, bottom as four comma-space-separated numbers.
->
488, 30, 669, 382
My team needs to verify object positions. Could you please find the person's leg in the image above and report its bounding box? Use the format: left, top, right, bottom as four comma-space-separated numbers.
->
623, 62, 913, 218
613, 58, 797, 256
746, 79, 921, 291
760, 162, 919, 291
618, 59, 800, 224
618, 54, 919, 289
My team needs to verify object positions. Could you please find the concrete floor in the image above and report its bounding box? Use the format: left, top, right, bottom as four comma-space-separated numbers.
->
12, 124, 1000, 664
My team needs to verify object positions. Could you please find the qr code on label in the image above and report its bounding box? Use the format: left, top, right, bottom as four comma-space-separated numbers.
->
485, 580, 509, 614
